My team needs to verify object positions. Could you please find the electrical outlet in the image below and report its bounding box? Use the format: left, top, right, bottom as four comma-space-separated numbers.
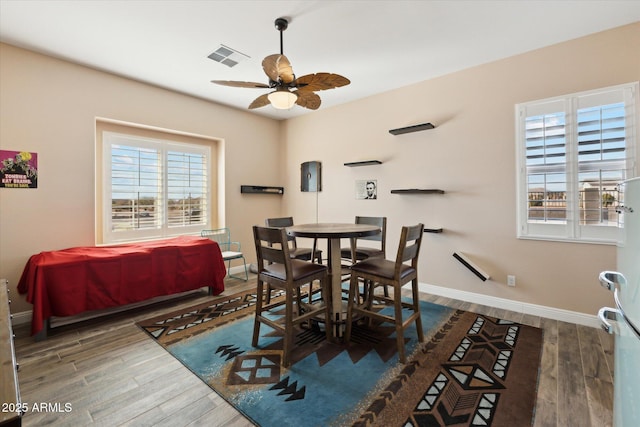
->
507, 275, 516, 287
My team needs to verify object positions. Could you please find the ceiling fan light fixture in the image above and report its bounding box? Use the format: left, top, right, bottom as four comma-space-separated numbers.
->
268, 89, 297, 109
212, 17, 349, 111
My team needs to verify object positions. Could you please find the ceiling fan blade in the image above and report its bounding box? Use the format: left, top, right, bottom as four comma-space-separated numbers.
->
248, 93, 271, 109
294, 91, 321, 110
294, 73, 350, 92
212, 80, 270, 89
262, 54, 295, 84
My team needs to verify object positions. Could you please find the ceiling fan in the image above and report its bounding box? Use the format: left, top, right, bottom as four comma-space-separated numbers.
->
212, 18, 350, 110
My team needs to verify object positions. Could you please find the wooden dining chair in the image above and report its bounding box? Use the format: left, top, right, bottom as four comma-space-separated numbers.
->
265, 217, 322, 264
340, 216, 387, 262
252, 225, 331, 367
340, 216, 388, 300
344, 223, 425, 363
264, 217, 323, 306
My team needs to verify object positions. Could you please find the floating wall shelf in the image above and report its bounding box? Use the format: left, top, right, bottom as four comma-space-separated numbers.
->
424, 228, 444, 233
389, 122, 435, 135
240, 185, 284, 195
344, 160, 382, 167
453, 252, 491, 281
390, 189, 445, 194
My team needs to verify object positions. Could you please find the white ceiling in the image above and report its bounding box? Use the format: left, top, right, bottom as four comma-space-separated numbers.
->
1, 1, 639, 120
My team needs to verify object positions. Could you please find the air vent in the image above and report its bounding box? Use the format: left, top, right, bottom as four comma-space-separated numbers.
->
208, 45, 250, 68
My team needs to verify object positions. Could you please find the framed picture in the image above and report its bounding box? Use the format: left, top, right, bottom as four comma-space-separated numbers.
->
355, 179, 377, 200
0, 150, 38, 188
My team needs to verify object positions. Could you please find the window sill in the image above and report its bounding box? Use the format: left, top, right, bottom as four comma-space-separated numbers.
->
516, 235, 618, 246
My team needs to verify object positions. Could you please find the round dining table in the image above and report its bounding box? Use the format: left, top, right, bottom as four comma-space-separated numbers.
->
287, 223, 380, 336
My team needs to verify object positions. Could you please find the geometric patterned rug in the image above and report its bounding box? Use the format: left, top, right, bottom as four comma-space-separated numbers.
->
352, 309, 543, 426
137, 290, 543, 427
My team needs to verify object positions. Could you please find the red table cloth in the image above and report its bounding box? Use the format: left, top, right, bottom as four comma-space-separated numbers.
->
18, 236, 226, 336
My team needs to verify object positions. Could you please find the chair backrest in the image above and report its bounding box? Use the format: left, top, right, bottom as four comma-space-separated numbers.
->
265, 217, 297, 248
394, 223, 424, 273
355, 216, 386, 249
253, 225, 293, 275
201, 228, 231, 250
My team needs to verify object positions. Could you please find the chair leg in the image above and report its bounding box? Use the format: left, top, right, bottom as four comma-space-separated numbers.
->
383, 284, 390, 298
241, 257, 249, 281
265, 284, 272, 304
344, 273, 359, 344
412, 279, 424, 342
394, 285, 407, 363
321, 276, 332, 342
228, 257, 249, 281
282, 287, 295, 367
311, 238, 321, 264
364, 280, 377, 311
252, 280, 265, 347
364, 280, 377, 327
357, 278, 368, 305
299, 281, 315, 329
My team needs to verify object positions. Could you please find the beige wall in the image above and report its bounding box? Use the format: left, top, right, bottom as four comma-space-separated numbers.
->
0, 43, 283, 313
1, 23, 638, 318
281, 23, 640, 316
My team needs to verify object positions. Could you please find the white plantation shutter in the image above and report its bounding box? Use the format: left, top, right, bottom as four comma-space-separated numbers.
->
110, 143, 163, 233
166, 147, 208, 228
524, 103, 568, 226
516, 83, 638, 243
576, 95, 628, 241
103, 132, 210, 243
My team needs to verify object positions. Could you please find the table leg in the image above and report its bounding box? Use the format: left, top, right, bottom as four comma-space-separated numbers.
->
328, 237, 344, 337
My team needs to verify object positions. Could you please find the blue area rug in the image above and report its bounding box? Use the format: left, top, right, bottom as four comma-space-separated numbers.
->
138, 289, 542, 427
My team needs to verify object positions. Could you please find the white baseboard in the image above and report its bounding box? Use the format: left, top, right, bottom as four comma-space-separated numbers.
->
11, 310, 32, 326
417, 282, 601, 329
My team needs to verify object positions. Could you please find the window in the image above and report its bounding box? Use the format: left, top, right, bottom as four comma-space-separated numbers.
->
516, 82, 638, 243
100, 129, 213, 244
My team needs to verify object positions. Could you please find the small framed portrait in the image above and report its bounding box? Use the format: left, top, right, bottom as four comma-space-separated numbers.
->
355, 179, 377, 200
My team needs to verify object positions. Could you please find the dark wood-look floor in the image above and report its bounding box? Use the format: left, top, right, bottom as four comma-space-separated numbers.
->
12, 276, 614, 427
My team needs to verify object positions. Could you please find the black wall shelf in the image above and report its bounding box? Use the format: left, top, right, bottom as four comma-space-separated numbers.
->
424, 228, 444, 233
453, 252, 490, 281
344, 160, 382, 167
389, 122, 435, 135
390, 189, 444, 194
240, 185, 284, 195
